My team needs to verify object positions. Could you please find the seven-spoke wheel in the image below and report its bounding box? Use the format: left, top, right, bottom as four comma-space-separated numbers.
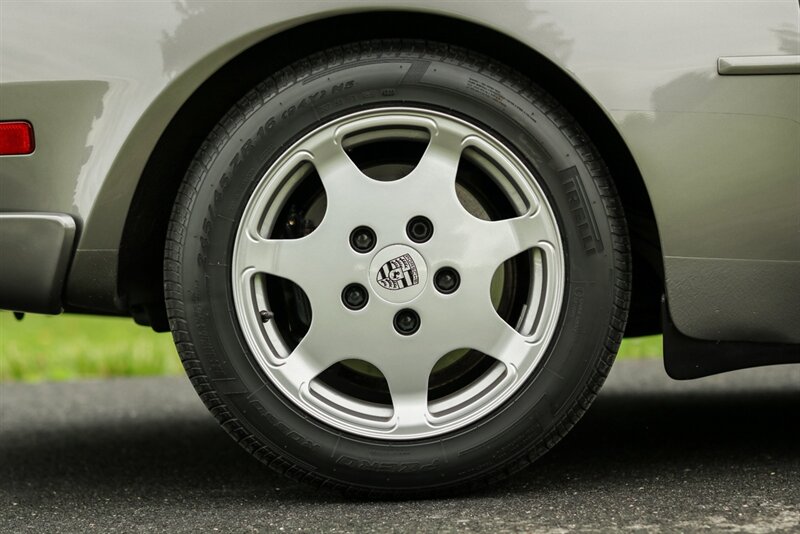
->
166, 41, 629, 495
232, 109, 564, 439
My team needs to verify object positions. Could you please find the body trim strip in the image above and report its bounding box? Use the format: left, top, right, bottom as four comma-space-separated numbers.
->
718, 55, 800, 75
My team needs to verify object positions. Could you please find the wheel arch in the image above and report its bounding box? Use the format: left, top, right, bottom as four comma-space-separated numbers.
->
118, 11, 663, 335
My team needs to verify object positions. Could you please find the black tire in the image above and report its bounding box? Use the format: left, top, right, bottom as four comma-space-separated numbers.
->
164, 40, 630, 497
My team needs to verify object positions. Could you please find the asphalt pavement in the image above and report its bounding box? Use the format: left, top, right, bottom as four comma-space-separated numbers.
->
1, 359, 798, 533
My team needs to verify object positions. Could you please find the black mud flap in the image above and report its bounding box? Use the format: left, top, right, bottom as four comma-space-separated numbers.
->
662, 298, 800, 380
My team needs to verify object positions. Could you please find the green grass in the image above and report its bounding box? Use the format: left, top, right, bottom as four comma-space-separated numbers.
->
0, 311, 661, 383
0, 311, 181, 382
617, 335, 663, 359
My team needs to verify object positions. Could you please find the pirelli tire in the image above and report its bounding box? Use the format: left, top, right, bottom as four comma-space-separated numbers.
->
164, 40, 631, 496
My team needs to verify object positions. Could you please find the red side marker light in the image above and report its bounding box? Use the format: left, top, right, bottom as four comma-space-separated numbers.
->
0, 121, 35, 155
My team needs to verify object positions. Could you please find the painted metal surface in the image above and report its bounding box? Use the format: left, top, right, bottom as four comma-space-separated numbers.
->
1, 1, 798, 342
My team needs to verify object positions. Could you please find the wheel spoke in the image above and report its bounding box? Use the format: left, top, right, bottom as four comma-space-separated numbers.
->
277, 326, 343, 392
467, 306, 543, 372
309, 138, 367, 207
237, 233, 314, 287
480, 210, 557, 264
382, 360, 433, 434
405, 123, 468, 194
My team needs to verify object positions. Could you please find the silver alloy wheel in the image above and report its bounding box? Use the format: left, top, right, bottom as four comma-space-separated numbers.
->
232, 108, 565, 440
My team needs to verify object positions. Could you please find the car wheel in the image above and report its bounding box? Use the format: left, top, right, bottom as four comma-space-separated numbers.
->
164, 41, 630, 496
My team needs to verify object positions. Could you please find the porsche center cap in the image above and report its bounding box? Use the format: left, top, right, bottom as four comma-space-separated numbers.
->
368, 245, 428, 304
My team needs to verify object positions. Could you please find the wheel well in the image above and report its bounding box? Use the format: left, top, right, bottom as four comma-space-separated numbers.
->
119, 11, 663, 335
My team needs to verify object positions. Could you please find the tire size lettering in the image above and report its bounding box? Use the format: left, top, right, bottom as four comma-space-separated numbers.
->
335, 455, 440, 473
331, 80, 355, 94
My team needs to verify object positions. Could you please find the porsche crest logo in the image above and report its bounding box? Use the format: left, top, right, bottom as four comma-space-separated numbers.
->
376, 254, 419, 290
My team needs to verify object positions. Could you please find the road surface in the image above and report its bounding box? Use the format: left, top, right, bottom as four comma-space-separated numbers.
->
1, 359, 798, 532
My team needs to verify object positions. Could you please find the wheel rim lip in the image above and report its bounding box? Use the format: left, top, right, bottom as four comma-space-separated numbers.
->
231, 107, 565, 440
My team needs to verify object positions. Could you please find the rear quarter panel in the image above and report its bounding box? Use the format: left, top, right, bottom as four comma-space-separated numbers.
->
1, 1, 797, 341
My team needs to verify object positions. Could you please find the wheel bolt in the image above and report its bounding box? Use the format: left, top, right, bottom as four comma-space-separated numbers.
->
434, 267, 460, 294
342, 283, 368, 310
393, 309, 420, 336
406, 216, 433, 243
350, 226, 376, 253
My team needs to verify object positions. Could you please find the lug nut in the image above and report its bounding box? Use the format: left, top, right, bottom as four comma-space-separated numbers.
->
434, 267, 460, 294
350, 226, 376, 253
406, 216, 433, 243
393, 309, 420, 335
342, 283, 368, 310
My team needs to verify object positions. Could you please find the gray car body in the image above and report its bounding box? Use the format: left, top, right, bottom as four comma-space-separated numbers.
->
1, 1, 798, 348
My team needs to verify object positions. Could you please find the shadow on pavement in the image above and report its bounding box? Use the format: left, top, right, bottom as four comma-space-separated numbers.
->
506, 389, 799, 493
2, 386, 797, 502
